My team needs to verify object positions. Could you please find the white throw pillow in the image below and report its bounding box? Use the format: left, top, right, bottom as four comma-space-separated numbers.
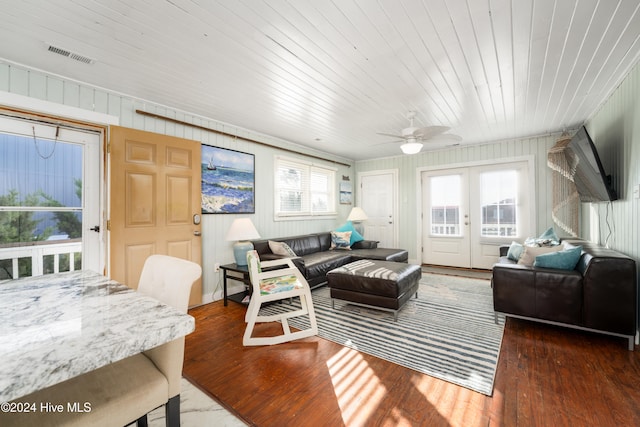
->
268, 240, 297, 257
517, 245, 563, 266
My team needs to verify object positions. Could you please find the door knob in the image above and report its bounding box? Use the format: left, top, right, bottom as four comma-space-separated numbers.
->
194, 230, 202, 236
90, 225, 100, 232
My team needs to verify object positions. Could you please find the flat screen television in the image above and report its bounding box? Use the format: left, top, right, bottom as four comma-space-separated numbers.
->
566, 126, 617, 202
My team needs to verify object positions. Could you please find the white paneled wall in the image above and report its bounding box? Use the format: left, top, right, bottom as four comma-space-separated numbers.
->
0, 62, 354, 301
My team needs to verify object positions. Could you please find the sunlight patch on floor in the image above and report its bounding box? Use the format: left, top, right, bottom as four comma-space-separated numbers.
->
327, 346, 412, 426
411, 374, 490, 426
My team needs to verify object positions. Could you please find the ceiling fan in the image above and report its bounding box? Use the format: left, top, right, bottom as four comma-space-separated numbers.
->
377, 111, 461, 154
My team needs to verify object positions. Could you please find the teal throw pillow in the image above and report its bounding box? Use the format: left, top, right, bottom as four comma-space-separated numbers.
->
506, 241, 524, 261
334, 221, 364, 245
533, 245, 583, 270
538, 227, 560, 242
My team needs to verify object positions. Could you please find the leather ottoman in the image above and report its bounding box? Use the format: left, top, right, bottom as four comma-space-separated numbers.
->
326, 259, 421, 321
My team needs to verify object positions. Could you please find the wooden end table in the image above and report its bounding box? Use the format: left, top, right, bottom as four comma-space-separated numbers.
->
220, 263, 251, 306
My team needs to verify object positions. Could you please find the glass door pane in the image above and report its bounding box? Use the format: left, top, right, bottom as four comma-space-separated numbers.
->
479, 170, 518, 237
0, 116, 101, 278
430, 174, 462, 236
0, 130, 83, 241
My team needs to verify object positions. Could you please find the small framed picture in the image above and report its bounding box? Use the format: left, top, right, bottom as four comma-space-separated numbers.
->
339, 181, 352, 204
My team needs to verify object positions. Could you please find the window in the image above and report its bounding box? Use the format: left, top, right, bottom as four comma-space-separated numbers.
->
274, 157, 336, 219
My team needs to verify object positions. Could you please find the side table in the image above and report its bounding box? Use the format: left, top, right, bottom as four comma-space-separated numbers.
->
220, 263, 251, 306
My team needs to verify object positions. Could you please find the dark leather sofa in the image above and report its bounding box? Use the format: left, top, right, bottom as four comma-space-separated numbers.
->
252, 232, 408, 289
492, 239, 637, 350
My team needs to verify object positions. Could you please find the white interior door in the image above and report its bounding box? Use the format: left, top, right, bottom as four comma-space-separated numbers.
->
358, 170, 397, 247
422, 161, 532, 269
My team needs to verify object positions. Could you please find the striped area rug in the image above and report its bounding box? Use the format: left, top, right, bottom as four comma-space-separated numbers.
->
260, 272, 504, 395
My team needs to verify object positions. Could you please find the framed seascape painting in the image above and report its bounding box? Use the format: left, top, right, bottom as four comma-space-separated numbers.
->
201, 145, 255, 214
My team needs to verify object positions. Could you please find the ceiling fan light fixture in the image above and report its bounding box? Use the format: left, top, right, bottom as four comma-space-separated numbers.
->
400, 141, 423, 154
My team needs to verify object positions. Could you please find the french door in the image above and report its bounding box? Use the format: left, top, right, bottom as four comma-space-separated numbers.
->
422, 161, 532, 269
422, 168, 471, 267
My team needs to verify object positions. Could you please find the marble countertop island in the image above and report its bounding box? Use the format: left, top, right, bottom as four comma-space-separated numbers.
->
0, 270, 195, 402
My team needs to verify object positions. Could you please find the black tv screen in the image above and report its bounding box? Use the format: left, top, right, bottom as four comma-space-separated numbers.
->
566, 126, 617, 202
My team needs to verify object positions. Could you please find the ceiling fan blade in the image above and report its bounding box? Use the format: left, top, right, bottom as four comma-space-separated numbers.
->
412, 125, 450, 139
376, 132, 405, 139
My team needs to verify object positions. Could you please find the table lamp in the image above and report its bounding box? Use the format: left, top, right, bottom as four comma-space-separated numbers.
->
225, 218, 261, 266
347, 207, 368, 235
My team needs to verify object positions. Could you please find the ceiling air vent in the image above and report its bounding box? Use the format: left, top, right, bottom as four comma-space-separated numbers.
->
47, 44, 95, 64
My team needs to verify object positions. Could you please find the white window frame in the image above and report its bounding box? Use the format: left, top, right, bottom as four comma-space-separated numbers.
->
274, 156, 337, 221
0, 114, 103, 275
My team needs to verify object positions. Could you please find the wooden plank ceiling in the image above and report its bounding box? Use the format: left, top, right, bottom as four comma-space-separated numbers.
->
0, 0, 639, 160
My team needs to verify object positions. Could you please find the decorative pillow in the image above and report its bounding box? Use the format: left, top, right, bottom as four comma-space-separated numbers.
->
517, 245, 563, 266
507, 241, 524, 261
533, 245, 583, 270
539, 227, 560, 241
524, 237, 558, 247
525, 227, 561, 247
330, 231, 352, 250
334, 221, 364, 245
268, 240, 297, 257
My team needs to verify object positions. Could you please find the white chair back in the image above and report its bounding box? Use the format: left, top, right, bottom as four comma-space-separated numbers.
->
137, 254, 202, 313
138, 254, 202, 398
243, 251, 317, 346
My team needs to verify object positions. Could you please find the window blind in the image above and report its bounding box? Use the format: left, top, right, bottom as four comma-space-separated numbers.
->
275, 157, 336, 219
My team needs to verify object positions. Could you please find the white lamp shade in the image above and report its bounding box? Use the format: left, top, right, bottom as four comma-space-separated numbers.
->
347, 207, 368, 222
226, 218, 260, 266
400, 141, 423, 154
225, 218, 261, 241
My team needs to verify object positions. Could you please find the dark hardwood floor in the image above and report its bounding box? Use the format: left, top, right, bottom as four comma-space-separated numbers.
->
184, 298, 640, 427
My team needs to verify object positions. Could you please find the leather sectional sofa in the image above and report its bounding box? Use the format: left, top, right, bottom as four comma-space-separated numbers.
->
492, 238, 637, 350
252, 232, 408, 289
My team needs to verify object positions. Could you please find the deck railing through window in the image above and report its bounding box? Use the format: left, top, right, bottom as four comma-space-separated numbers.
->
0, 239, 82, 280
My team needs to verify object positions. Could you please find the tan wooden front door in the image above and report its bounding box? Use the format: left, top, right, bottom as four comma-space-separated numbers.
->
109, 126, 202, 306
